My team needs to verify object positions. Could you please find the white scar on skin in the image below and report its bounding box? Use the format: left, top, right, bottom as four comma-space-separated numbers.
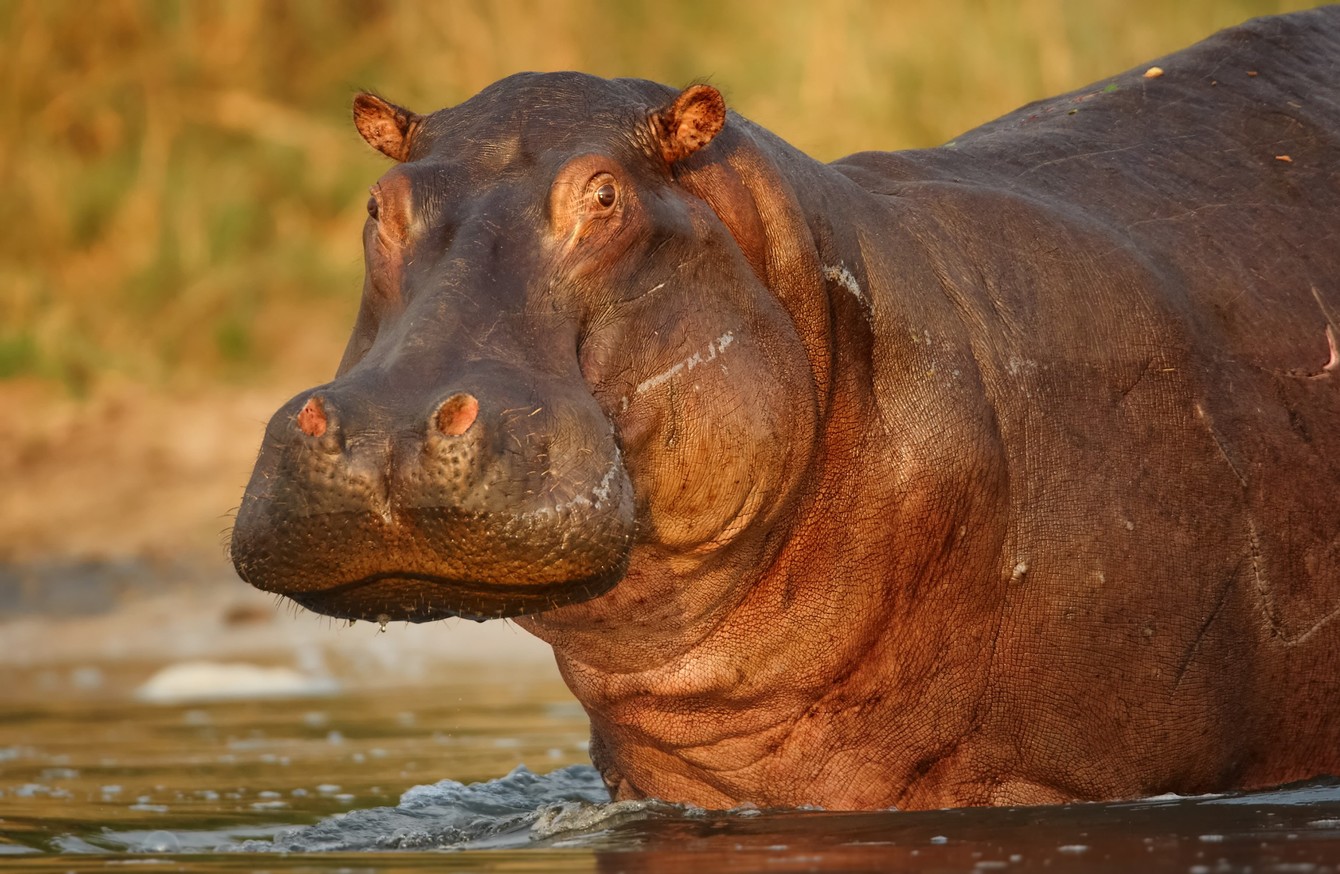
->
1306, 287, 1339, 379
634, 330, 736, 397
523, 447, 622, 520
823, 263, 867, 309
1317, 324, 1339, 376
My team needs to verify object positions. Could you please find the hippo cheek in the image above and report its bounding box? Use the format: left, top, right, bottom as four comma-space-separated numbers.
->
230, 386, 637, 623
612, 325, 815, 552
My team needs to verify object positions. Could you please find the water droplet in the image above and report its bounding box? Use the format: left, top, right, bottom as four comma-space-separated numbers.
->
138, 830, 180, 853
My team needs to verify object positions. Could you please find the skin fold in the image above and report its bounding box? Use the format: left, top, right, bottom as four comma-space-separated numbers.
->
233, 9, 1340, 809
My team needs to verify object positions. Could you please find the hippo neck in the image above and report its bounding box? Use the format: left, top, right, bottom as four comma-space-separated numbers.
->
525, 136, 1014, 808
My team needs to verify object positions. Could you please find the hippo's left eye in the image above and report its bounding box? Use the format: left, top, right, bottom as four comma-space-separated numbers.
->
366, 195, 379, 220
592, 179, 618, 210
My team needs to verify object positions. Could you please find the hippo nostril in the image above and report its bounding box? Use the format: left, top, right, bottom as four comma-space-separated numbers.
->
296, 395, 328, 438
434, 392, 480, 437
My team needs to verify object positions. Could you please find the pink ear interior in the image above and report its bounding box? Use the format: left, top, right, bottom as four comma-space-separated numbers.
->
654, 84, 727, 165
353, 93, 421, 162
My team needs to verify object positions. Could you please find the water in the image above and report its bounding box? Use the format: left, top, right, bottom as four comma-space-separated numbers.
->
3, 664, 1340, 872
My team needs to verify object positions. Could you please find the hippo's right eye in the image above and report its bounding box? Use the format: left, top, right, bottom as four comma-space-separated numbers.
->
594, 183, 617, 209
366, 195, 379, 220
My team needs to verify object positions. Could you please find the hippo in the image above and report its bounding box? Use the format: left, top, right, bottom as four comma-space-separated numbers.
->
232, 8, 1340, 810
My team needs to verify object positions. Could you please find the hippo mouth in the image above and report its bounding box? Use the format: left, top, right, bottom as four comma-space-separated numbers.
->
231, 494, 636, 624
260, 564, 627, 624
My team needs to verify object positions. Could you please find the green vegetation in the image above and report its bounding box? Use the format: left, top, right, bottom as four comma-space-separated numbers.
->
0, 0, 1318, 389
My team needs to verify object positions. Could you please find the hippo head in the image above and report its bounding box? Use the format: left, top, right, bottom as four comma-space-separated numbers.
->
231, 74, 820, 625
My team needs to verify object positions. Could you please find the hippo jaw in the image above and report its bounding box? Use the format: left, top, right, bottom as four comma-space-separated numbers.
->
267, 567, 628, 625
232, 500, 635, 623
231, 489, 636, 624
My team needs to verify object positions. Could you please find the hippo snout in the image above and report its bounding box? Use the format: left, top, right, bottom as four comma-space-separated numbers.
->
230, 367, 635, 623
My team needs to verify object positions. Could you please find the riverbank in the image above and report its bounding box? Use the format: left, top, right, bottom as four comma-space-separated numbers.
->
0, 377, 553, 684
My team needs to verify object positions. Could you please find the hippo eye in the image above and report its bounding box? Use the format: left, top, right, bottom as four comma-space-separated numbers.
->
366, 195, 379, 220
593, 182, 617, 210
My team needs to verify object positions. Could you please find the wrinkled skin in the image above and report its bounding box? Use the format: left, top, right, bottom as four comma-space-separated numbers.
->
233, 9, 1340, 810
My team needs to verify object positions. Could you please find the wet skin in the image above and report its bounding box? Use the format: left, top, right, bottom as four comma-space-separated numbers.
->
233, 8, 1340, 809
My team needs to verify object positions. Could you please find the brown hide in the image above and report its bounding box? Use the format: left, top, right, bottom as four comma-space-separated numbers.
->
236, 10, 1340, 809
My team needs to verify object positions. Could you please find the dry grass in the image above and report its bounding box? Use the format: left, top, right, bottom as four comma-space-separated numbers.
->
0, 0, 1320, 391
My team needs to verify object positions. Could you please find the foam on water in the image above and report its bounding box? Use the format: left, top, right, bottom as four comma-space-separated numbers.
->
135, 661, 339, 704
225, 764, 684, 852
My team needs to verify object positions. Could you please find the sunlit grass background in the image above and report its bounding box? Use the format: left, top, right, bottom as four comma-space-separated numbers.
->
1, 0, 1321, 393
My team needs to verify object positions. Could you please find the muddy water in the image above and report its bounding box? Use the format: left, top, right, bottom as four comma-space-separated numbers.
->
2, 664, 1340, 873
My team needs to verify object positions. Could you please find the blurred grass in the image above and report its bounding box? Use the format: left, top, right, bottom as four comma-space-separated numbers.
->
0, 0, 1320, 392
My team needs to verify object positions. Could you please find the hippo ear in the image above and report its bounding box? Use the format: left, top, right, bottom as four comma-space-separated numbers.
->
353, 92, 422, 162
651, 84, 727, 165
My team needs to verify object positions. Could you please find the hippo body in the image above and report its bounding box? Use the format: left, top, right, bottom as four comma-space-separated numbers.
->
233, 8, 1340, 809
